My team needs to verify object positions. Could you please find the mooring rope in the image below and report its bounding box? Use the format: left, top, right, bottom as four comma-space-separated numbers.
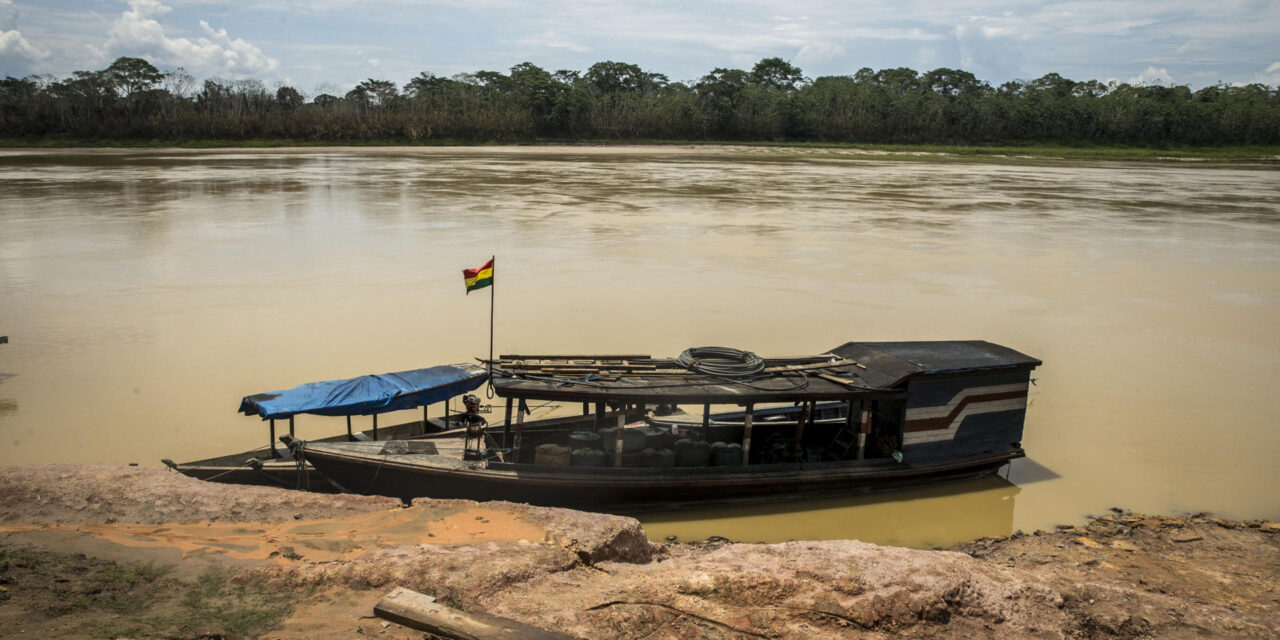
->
676, 346, 767, 378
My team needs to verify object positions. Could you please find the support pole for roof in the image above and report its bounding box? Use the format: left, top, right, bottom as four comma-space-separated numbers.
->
422, 405, 428, 435
444, 398, 450, 428
288, 416, 295, 437
514, 405, 525, 460
742, 404, 754, 465
614, 412, 625, 467
856, 401, 872, 460
702, 404, 710, 430
582, 402, 589, 416
503, 397, 513, 449
346, 415, 353, 441
794, 402, 810, 444
373, 414, 379, 441
269, 419, 277, 458
594, 402, 606, 430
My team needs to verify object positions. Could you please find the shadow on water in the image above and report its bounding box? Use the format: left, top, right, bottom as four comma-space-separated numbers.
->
633, 473, 1022, 548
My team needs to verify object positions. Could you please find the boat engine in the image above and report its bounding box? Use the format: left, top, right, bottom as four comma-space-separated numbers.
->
461, 393, 489, 460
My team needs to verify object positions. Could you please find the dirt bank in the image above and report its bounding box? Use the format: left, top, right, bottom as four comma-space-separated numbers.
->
0, 464, 1276, 639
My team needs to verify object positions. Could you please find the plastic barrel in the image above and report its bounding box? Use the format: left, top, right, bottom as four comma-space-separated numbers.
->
640, 447, 676, 468
638, 426, 676, 450
674, 439, 711, 467
711, 442, 743, 466
568, 431, 602, 450
535, 443, 571, 466
571, 448, 606, 467
599, 427, 647, 454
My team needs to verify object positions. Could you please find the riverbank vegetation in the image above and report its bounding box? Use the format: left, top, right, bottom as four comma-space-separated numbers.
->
2, 56, 1278, 152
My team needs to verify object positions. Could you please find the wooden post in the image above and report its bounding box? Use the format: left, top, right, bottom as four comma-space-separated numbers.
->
422, 405, 428, 434
856, 401, 872, 460
444, 397, 450, 427
269, 419, 277, 457
583, 402, 589, 415
794, 402, 810, 443
742, 404, 754, 465
373, 414, 379, 441
346, 415, 353, 441
514, 405, 525, 459
594, 402, 606, 430
375, 586, 577, 640
288, 416, 295, 437
614, 412, 625, 467
503, 397, 513, 448
702, 404, 710, 429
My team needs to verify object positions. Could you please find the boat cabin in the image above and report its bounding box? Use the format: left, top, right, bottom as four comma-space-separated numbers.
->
487, 341, 1040, 469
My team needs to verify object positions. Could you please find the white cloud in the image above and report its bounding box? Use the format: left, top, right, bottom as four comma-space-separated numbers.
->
1, 29, 48, 73
1173, 39, 1209, 56
1129, 66, 1172, 85
0, 0, 16, 31
0, 0, 47, 75
515, 32, 590, 54
794, 42, 845, 66
1260, 61, 1280, 85
104, 0, 278, 77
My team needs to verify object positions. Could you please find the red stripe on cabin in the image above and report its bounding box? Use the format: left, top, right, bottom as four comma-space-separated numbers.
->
903, 390, 1027, 432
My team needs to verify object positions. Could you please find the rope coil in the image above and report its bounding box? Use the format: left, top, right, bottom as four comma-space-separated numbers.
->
676, 346, 766, 378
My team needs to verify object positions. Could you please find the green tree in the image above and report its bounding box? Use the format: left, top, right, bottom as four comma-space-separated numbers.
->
750, 57, 805, 91
105, 57, 163, 98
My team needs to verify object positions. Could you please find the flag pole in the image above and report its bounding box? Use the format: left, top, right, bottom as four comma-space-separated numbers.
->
488, 255, 495, 381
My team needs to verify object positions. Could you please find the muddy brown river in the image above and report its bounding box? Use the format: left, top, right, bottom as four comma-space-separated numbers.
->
1, 147, 1277, 547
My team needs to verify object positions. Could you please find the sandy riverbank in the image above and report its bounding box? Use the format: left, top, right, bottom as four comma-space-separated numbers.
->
0, 464, 1276, 639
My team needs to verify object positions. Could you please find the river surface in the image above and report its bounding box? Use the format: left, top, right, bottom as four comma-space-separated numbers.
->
1, 147, 1277, 547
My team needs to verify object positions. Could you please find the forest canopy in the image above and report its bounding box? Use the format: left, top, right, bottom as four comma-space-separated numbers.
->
2, 56, 1277, 145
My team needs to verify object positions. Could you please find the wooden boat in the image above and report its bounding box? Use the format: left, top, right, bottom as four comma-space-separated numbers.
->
294, 341, 1041, 511
163, 363, 489, 490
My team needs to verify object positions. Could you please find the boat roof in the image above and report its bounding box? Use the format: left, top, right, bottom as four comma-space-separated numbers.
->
239, 363, 487, 420
828, 340, 1042, 388
491, 341, 1038, 405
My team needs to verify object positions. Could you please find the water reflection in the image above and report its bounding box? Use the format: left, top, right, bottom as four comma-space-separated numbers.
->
636, 475, 1021, 548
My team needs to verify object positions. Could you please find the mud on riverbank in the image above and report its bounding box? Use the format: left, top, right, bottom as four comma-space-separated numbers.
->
0, 464, 1276, 639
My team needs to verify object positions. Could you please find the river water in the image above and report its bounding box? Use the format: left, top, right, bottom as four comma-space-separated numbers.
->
1, 147, 1277, 547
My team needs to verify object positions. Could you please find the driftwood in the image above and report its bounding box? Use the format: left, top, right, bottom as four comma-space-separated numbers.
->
374, 586, 580, 640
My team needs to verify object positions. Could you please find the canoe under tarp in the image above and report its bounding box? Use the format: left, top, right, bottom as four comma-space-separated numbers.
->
165, 363, 489, 489
238, 363, 488, 420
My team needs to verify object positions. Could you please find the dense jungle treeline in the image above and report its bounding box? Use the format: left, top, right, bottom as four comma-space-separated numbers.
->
2, 56, 1278, 145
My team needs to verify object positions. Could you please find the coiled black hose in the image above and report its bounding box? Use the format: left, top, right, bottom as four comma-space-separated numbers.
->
676, 346, 767, 378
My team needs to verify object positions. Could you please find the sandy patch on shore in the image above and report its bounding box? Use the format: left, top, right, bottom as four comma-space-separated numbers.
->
0, 503, 550, 565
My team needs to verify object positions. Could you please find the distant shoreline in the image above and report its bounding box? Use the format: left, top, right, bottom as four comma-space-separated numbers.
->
1, 139, 1278, 165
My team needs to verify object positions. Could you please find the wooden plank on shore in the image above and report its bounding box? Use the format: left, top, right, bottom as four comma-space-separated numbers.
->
375, 586, 580, 640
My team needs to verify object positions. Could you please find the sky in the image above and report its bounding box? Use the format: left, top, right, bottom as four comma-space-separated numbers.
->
2, 0, 1278, 96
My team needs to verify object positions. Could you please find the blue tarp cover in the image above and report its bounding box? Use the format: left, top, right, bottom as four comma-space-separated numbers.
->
238, 363, 487, 420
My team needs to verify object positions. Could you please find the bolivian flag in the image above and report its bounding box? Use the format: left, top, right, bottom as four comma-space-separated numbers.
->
462, 258, 494, 294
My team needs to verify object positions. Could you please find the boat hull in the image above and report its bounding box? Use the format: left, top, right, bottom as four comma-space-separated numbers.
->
301, 442, 1022, 512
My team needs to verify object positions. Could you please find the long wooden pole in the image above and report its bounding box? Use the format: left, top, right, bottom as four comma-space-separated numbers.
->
489, 255, 495, 381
